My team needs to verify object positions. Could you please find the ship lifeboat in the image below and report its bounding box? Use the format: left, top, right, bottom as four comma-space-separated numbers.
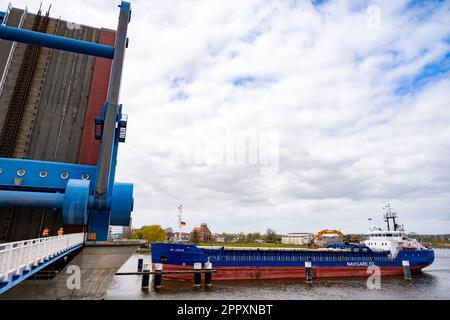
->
402, 245, 417, 250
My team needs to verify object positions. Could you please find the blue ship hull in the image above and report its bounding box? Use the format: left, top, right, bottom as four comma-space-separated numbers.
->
151, 243, 434, 280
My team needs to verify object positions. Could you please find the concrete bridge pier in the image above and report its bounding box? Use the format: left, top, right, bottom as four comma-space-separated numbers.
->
0, 240, 146, 300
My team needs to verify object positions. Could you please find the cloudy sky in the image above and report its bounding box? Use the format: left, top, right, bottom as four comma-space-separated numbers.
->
3, 0, 450, 234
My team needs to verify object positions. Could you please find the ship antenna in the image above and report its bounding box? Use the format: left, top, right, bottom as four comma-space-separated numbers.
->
383, 203, 398, 231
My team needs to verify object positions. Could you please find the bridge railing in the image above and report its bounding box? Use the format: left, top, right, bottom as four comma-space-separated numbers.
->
0, 233, 85, 281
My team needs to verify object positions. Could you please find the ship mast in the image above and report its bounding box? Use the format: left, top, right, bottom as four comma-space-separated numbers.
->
383, 203, 399, 231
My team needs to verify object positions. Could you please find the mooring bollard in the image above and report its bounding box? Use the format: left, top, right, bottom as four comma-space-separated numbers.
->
141, 263, 151, 292
305, 261, 313, 283
137, 258, 143, 272
153, 263, 163, 290
193, 263, 202, 287
402, 260, 412, 280
204, 261, 213, 288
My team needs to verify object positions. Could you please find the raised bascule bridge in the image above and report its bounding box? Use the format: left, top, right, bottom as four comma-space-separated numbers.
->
0, 2, 145, 299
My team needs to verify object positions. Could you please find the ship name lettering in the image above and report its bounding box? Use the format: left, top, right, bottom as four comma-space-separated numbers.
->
347, 262, 375, 267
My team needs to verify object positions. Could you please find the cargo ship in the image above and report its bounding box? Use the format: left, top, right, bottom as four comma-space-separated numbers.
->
151, 209, 434, 280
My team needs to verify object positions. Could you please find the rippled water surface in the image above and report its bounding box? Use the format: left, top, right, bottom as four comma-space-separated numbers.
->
106, 249, 450, 300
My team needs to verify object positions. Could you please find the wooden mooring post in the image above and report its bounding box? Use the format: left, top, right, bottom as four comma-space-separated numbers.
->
137, 258, 143, 272
141, 263, 151, 292
153, 263, 163, 290
402, 260, 412, 280
305, 261, 313, 283
115, 267, 216, 290
204, 262, 213, 288
193, 263, 202, 288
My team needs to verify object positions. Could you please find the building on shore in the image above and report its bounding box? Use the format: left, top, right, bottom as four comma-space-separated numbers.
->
213, 233, 241, 243
173, 232, 190, 243
191, 223, 213, 242
215, 236, 225, 243
281, 233, 314, 245
122, 218, 133, 239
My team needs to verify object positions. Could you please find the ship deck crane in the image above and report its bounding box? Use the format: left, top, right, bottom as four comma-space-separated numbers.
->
0, 1, 134, 241
309, 229, 359, 246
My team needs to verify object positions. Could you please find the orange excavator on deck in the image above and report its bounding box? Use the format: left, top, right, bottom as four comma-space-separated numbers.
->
308, 229, 359, 247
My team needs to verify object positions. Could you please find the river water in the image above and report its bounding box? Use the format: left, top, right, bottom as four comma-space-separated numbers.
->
105, 249, 450, 300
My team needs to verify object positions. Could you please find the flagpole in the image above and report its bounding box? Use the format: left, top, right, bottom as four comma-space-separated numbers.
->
178, 204, 183, 238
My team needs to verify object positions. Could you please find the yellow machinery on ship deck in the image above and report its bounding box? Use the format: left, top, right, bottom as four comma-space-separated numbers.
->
309, 229, 360, 246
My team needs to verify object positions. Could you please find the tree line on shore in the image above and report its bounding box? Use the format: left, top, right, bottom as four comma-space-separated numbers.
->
130, 225, 281, 245
130, 225, 450, 246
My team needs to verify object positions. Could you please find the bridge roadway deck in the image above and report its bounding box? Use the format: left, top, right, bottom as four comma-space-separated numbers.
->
0, 239, 146, 299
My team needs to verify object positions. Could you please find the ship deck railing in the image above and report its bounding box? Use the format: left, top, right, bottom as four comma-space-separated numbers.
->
198, 246, 355, 252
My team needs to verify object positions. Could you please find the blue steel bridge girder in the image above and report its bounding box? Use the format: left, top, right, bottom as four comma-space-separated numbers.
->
0, 2, 134, 242
0, 159, 133, 227
0, 25, 115, 59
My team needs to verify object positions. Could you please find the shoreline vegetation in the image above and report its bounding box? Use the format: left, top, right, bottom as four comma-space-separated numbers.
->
423, 242, 450, 249
136, 241, 450, 253
131, 226, 450, 253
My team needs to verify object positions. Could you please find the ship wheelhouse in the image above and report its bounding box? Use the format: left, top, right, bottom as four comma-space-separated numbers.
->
364, 229, 426, 257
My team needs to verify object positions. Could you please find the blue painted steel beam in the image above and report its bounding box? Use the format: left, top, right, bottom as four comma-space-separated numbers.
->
0, 158, 97, 191
0, 190, 64, 208
95, 1, 131, 196
0, 25, 114, 59
0, 243, 84, 295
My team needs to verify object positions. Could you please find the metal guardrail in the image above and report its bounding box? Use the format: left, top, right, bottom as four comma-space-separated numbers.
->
1, 3, 13, 26
0, 232, 85, 282
0, 5, 28, 95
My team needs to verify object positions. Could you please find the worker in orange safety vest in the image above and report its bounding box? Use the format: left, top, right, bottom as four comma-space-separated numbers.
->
42, 228, 49, 237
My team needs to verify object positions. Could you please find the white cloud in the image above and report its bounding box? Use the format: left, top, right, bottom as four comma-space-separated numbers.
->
3, 0, 450, 234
